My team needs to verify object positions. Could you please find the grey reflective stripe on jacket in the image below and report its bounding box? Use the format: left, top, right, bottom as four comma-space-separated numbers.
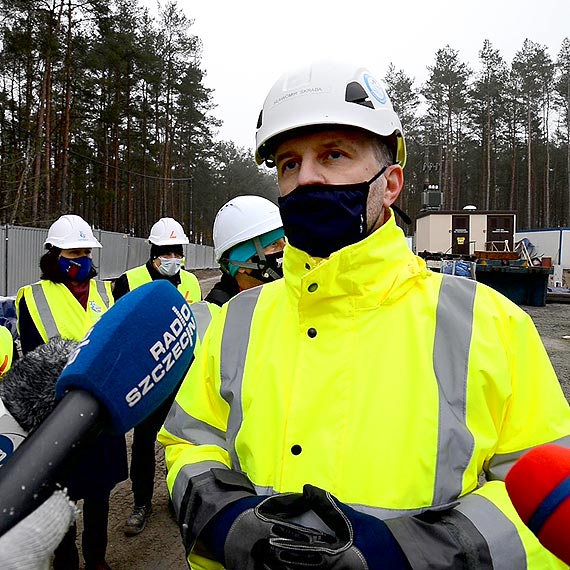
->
455, 493, 526, 569
94, 280, 110, 308
218, 287, 262, 472
30, 284, 59, 339
189, 301, 215, 343
487, 434, 570, 480
432, 276, 476, 505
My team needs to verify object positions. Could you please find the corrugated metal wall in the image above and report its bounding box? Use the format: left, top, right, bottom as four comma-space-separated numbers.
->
0, 224, 216, 297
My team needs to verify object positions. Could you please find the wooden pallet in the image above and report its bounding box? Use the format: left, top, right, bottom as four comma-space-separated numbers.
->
474, 251, 520, 261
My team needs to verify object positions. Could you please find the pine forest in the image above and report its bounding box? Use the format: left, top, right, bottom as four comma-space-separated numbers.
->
1, 0, 569, 242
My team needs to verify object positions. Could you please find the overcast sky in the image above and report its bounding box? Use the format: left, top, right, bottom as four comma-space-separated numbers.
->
148, 0, 570, 151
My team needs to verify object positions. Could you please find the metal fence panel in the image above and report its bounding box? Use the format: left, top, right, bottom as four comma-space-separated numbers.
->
184, 244, 198, 269
6, 225, 48, 296
98, 231, 129, 280
125, 236, 150, 272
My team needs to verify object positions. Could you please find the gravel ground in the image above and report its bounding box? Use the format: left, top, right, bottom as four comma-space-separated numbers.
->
88, 276, 570, 570
523, 301, 570, 395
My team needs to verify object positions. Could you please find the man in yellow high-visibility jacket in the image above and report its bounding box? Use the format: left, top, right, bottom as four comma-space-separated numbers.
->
159, 61, 570, 570
113, 216, 201, 537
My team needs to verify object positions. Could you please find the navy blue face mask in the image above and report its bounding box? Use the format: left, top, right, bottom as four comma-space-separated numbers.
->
278, 166, 388, 258
58, 256, 93, 282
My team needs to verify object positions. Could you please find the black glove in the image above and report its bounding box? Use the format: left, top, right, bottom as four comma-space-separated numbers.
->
202, 492, 337, 570
257, 484, 411, 570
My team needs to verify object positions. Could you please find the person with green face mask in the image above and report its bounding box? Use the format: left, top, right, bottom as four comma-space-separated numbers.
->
112, 216, 202, 537
205, 195, 285, 307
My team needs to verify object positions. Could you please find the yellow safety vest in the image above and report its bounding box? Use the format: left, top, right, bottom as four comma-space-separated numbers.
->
0, 326, 13, 377
126, 265, 202, 304
16, 279, 113, 343
160, 214, 570, 570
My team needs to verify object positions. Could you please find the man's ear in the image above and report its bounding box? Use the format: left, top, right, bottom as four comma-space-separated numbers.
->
383, 165, 404, 207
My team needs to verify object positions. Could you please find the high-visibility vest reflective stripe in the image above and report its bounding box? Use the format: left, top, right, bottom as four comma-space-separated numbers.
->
19, 280, 113, 342
126, 265, 202, 304
432, 276, 476, 505
219, 287, 260, 474
455, 489, 526, 569
189, 301, 218, 342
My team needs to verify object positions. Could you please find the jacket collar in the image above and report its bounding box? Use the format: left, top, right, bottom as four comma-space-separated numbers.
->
282, 210, 429, 307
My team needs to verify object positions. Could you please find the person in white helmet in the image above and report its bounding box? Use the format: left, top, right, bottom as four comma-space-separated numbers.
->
160, 61, 570, 570
205, 195, 285, 306
112, 217, 201, 304
16, 214, 126, 570
112, 216, 201, 537
16, 214, 112, 353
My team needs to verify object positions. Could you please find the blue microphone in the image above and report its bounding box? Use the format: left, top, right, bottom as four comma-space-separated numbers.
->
0, 280, 196, 535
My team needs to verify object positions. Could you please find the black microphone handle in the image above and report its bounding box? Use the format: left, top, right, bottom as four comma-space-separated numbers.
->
0, 389, 103, 535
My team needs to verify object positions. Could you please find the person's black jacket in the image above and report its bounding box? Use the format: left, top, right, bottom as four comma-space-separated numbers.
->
204, 272, 241, 307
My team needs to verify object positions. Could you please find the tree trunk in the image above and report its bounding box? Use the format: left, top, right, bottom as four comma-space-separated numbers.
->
60, 0, 74, 212
31, 60, 49, 222
526, 104, 532, 228
485, 103, 491, 209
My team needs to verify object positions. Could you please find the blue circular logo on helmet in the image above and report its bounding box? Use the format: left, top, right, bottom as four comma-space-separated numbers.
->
364, 73, 387, 105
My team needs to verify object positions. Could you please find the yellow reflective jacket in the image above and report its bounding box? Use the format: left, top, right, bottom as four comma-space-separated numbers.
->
160, 214, 570, 570
16, 279, 113, 342
126, 264, 202, 304
0, 326, 13, 377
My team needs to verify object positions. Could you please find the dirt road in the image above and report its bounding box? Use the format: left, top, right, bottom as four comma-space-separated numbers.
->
97, 275, 570, 570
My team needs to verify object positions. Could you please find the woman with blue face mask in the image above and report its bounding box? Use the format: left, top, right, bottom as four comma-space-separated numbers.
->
15, 214, 126, 570
16, 215, 112, 354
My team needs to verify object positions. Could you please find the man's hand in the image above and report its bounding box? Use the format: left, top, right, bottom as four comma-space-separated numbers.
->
255, 485, 411, 570
222, 492, 337, 570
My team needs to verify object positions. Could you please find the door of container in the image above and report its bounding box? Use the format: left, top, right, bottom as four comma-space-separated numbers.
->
452, 215, 470, 255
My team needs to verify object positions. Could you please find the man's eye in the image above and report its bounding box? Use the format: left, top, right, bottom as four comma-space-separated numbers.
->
327, 151, 343, 160
282, 160, 298, 172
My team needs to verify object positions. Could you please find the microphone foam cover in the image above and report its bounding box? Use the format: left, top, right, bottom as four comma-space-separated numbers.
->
55, 280, 196, 434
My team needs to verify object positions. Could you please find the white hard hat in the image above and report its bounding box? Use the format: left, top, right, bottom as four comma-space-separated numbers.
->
255, 60, 406, 168
148, 217, 189, 246
213, 195, 283, 262
45, 215, 102, 249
